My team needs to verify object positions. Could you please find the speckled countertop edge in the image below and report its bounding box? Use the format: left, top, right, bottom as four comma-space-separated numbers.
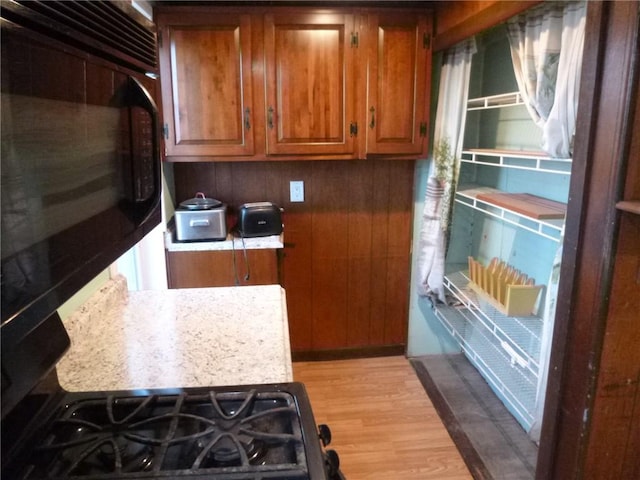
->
58, 275, 293, 391
165, 231, 284, 252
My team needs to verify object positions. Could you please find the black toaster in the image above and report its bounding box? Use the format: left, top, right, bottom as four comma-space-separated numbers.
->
236, 202, 283, 237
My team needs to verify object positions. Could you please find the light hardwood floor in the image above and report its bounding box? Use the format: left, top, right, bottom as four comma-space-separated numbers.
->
293, 356, 472, 480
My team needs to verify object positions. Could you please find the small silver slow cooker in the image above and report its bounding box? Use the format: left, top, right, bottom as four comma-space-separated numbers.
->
175, 192, 227, 241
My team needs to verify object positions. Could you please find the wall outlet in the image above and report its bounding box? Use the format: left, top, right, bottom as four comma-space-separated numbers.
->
290, 180, 304, 202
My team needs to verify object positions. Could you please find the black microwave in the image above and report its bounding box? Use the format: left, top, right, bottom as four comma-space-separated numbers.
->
0, 1, 161, 417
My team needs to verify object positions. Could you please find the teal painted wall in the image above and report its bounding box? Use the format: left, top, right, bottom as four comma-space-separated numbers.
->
407, 25, 568, 356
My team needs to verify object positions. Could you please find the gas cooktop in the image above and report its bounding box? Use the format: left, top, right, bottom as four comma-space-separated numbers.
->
4, 383, 337, 480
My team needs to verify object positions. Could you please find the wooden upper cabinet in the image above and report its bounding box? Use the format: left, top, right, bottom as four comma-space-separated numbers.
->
263, 12, 357, 157
365, 12, 432, 156
157, 12, 255, 157
156, 7, 433, 161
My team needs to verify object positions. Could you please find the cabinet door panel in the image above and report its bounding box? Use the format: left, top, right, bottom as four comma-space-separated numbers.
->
158, 13, 255, 157
166, 249, 278, 288
366, 13, 431, 155
264, 13, 356, 156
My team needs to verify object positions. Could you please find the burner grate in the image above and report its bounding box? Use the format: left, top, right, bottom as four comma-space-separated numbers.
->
14, 389, 312, 479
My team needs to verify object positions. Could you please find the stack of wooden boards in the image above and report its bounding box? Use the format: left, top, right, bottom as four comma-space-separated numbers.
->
467, 257, 543, 316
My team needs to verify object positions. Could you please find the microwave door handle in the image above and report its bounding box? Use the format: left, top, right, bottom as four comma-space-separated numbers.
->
127, 76, 162, 224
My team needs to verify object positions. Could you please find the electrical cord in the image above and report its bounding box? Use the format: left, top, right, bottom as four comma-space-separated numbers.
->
231, 234, 239, 286
240, 232, 250, 281
231, 230, 250, 285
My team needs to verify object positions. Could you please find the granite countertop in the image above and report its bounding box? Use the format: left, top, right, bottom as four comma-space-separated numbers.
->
57, 275, 293, 391
165, 231, 284, 252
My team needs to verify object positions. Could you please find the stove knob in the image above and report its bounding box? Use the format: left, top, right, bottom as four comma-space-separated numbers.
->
324, 449, 341, 477
318, 423, 332, 446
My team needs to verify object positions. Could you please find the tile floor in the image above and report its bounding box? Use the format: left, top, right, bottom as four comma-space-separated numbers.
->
411, 354, 538, 480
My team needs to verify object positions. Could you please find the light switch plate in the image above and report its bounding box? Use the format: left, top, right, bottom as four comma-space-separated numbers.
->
290, 181, 304, 202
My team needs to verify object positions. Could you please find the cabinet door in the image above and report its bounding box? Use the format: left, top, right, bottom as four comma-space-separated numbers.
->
166, 249, 279, 288
157, 12, 255, 157
264, 12, 357, 156
366, 12, 432, 155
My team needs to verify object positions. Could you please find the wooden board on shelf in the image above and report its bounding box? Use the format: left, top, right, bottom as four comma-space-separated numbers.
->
476, 192, 566, 219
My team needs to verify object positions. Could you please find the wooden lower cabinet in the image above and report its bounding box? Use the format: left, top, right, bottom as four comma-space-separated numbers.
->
166, 249, 280, 288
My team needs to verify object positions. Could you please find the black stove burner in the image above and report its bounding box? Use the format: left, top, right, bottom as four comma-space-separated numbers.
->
200, 436, 266, 466
95, 436, 154, 472
7, 387, 319, 479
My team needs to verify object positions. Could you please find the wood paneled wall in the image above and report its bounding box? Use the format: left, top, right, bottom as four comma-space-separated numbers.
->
173, 160, 415, 354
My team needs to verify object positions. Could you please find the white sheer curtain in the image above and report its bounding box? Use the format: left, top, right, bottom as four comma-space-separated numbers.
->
508, 0, 586, 441
507, 1, 586, 158
416, 38, 476, 302
530, 241, 563, 442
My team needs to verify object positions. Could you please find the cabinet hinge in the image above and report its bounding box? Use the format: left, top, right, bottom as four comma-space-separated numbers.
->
350, 122, 358, 137
163, 123, 169, 140
419, 122, 428, 137
423, 33, 431, 50
351, 32, 359, 48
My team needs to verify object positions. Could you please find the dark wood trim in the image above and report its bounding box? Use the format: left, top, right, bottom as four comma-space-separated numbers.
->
615, 200, 640, 215
536, 1, 640, 478
535, 3, 607, 477
291, 345, 405, 362
433, 0, 541, 52
410, 359, 492, 480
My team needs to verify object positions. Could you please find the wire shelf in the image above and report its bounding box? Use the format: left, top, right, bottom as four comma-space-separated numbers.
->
455, 186, 565, 242
444, 271, 543, 377
461, 149, 572, 175
433, 304, 537, 431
